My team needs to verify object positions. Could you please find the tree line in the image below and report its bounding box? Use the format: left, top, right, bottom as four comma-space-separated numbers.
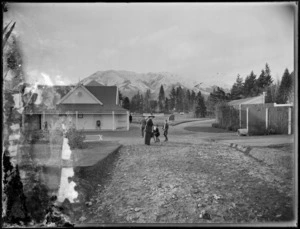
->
229, 63, 294, 104
120, 85, 207, 118
119, 63, 294, 117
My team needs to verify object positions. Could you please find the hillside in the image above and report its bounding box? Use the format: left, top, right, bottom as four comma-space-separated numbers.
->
81, 70, 230, 99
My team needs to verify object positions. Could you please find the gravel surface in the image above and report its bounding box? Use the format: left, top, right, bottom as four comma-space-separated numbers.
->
74, 121, 295, 225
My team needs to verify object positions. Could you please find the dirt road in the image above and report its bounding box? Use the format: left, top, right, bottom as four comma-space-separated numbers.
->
78, 120, 295, 224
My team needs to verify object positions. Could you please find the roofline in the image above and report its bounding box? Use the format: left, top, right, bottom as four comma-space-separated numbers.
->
56, 84, 103, 105
228, 94, 264, 105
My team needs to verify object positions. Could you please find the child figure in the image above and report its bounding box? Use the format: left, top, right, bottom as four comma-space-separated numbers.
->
153, 125, 160, 142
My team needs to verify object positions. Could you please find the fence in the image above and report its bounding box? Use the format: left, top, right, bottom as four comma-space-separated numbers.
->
217, 103, 294, 135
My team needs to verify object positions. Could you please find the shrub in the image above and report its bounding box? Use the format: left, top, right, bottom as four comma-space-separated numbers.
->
212, 123, 219, 128
215, 102, 239, 131
28, 130, 44, 144
49, 130, 64, 145
264, 127, 277, 135
65, 128, 86, 149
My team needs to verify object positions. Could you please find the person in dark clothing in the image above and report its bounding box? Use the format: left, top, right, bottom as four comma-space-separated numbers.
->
129, 113, 132, 123
153, 125, 160, 142
144, 116, 154, 145
162, 119, 169, 142
140, 117, 147, 138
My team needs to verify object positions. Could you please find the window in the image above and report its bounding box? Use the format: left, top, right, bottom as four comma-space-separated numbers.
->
78, 114, 83, 118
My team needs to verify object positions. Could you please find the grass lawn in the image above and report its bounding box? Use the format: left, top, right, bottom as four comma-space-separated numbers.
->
18, 143, 62, 167
132, 113, 207, 126
71, 141, 121, 167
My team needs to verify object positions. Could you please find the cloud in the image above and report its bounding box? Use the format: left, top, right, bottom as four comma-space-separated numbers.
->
26, 69, 70, 85
168, 42, 194, 61
143, 26, 179, 44
98, 48, 119, 60
39, 38, 76, 51
41, 72, 54, 86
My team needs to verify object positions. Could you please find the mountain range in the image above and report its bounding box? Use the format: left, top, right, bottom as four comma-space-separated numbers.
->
81, 70, 230, 99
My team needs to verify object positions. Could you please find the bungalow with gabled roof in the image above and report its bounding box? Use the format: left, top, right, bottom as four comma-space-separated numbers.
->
24, 80, 129, 131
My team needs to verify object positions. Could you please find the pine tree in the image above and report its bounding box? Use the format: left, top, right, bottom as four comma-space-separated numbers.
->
150, 100, 158, 112
230, 74, 244, 100
183, 90, 189, 112
243, 71, 257, 97
176, 87, 184, 112
139, 94, 144, 113
164, 98, 169, 113
195, 91, 206, 118
122, 97, 130, 110
131, 92, 141, 112
158, 85, 165, 112
287, 71, 295, 104
265, 78, 280, 103
169, 87, 176, 111
276, 68, 293, 104
143, 89, 151, 113
190, 90, 196, 110
205, 87, 228, 116
256, 63, 273, 94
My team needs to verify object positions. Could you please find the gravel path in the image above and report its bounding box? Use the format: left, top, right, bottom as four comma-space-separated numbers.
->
78, 121, 295, 224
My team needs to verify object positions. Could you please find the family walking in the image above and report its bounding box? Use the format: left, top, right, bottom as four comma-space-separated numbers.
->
141, 115, 169, 146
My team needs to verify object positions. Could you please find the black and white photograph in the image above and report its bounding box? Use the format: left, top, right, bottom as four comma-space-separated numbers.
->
2, 2, 297, 227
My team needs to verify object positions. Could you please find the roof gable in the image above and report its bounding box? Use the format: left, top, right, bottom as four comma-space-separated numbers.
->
57, 85, 103, 105
85, 80, 104, 86
85, 86, 117, 105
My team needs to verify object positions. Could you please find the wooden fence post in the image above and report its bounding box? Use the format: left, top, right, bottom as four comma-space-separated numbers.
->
265, 107, 269, 130
288, 107, 292, 135
246, 107, 249, 131
239, 104, 242, 128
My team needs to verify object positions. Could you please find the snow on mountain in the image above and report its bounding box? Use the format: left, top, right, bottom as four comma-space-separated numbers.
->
82, 70, 230, 99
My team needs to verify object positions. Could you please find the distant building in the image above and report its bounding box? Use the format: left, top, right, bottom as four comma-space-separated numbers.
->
24, 80, 129, 131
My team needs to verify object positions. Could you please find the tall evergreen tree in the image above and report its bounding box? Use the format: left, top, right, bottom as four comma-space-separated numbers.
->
176, 87, 184, 112
169, 87, 176, 111
164, 98, 169, 113
276, 68, 293, 104
287, 71, 295, 104
190, 90, 196, 110
139, 94, 144, 113
230, 74, 244, 100
256, 63, 273, 94
122, 97, 130, 110
195, 91, 206, 118
158, 85, 165, 112
205, 87, 228, 116
265, 78, 281, 103
150, 100, 158, 112
131, 92, 142, 113
143, 89, 151, 112
243, 71, 257, 97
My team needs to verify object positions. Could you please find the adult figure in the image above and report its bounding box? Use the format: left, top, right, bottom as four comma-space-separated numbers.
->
144, 116, 154, 145
162, 119, 169, 142
129, 113, 132, 123
140, 117, 147, 138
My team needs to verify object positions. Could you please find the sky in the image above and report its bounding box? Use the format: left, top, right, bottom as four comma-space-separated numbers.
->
3, 2, 296, 87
